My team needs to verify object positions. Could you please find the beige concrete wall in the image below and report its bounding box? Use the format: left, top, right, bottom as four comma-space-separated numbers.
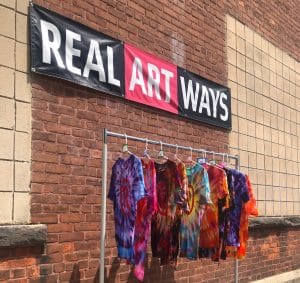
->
0, 0, 31, 223
226, 15, 300, 216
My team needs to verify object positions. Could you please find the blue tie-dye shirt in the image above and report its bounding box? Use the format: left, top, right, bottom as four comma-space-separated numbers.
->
180, 163, 211, 259
108, 154, 146, 262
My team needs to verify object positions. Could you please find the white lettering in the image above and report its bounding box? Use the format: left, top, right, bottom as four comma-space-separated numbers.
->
199, 85, 211, 116
40, 20, 65, 69
180, 77, 199, 111
147, 63, 161, 100
83, 39, 106, 82
129, 57, 147, 95
161, 69, 173, 103
220, 92, 228, 121
107, 46, 120, 87
65, 29, 81, 75
209, 89, 220, 118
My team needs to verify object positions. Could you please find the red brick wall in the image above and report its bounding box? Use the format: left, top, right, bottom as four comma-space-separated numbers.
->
0, 247, 41, 282
1, 227, 299, 282
7, 0, 298, 282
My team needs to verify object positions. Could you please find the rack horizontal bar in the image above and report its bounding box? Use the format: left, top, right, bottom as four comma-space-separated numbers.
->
106, 130, 238, 160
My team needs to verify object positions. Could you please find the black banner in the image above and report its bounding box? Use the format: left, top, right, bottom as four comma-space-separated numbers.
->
30, 4, 231, 130
178, 67, 231, 129
30, 4, 124, 97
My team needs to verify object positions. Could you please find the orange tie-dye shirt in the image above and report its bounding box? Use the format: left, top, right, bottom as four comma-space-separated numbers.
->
200, 165, 229, 249
226, 174, 258, 259
237, 174, 258, 258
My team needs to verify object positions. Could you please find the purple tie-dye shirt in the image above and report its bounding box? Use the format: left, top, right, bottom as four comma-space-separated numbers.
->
225, 169, 249, 247
108, 154, 146, 262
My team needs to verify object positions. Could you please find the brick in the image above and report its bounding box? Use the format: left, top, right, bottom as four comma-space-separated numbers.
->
16, 0, 29, 14
0, 192, 12, 223
74, 240, 97, 251
45, 122, 71, 135
32, 110, 58, 123
11, 268, 26, 279
15, 131, 31, 161
32, 131, 56, 142
47, 253, 63, 264
74, 222, 99, 231
32, 151, 58, 163
13, 192, 30, 223
49, 104, 75, 116
0, 270, 9, 280
53, 263, 65, 273
226, 15, 235, 33
0, 6, 15, 38
59, 232, 84, 243
40, 264, 52, 275
0, 160, 13, 191
47, 224, 73, 233
0, 128, 14, 159
16, 13, 28, 43
45, 164, 70, 174
0, 0, 15, 9
58, 271, 73, 282
16, 101, 31, 132
0, 66, 14, 98
31, 213, 58, 224
31, 194, 58, 204
60, 213, 85, 223
16, 42, 29, 72
0, 97, 14, 129
84, 231, 100, 240
77, 110, 99, 121
15, 161, 30, 191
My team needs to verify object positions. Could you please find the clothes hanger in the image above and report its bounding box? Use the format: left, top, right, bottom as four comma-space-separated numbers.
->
172, 144, 182, 164
121, 133, 133, 157
198, 150, 207, 165
211, 152, 225, 169
185, 146, 197, 166
225, 153, 232, 169
208, 151, 215, 165
157, 141, 168, 162
141, 138, 151, 163
217, 153, 226, 168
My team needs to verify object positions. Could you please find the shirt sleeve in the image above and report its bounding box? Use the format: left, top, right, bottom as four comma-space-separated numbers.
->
174, 162, 189, 211
151, 161, 158, 213
132, 158, 147, 202
241, 173, 250, 203
108, 163, 117, 202
245, 175, 258, 215
202, 169, 212, 204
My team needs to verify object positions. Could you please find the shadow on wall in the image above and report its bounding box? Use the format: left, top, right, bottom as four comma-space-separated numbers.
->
70, 263, 81, 283
93, 256, 176, 283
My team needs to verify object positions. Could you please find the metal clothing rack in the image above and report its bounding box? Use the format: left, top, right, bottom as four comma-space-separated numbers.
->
100, 128, 240, 283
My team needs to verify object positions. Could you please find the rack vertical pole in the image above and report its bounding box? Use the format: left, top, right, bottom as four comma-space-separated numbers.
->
100, 128, 108, 283
234, 155, 240, 283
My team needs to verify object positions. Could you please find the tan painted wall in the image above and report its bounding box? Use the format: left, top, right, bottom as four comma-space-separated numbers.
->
0, 0, 31, 223
227, 15, 300, 216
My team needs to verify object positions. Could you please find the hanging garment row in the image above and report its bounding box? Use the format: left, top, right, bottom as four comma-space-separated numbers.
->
108, 137, 258, 282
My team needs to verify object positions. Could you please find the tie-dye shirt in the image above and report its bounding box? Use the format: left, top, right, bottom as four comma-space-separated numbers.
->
237, 175, 258, 257
108, 154, 146, 263
199, 165, 229, 260
134, 159, 157, 281
225, 169, 249, 247
180, 163, 211, 259
226, 174, 258, 259
175, 161, 189, 215
151, 159, 186, 265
